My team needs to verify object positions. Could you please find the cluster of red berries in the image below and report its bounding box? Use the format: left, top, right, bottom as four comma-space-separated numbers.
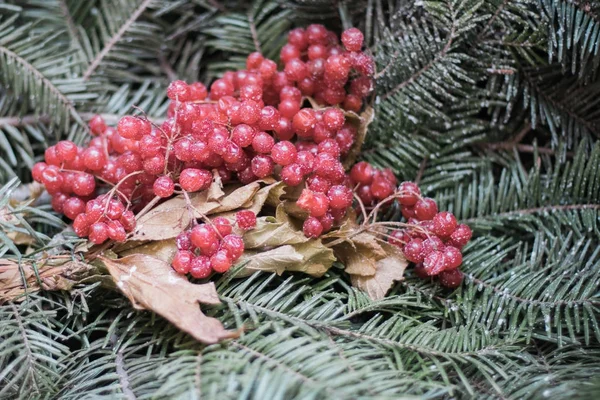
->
349, 161, 398, 206
31, 25, 374, 245
386, 181, 472, 288
172, 211, 256, 277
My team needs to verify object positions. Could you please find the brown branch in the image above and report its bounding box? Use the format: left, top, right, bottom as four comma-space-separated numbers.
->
414, 157, 428, 185
111, 333, 137, 400
381, 14, 457, 101
483, 143, 572, 156
83, 0, 153, 80
464, 204, 600, 224
477, 0, 510, 41
59, 0, 83, 50
247, 11, 261, 53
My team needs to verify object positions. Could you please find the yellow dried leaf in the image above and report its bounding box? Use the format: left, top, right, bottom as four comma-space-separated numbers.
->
350, 243, 408, 300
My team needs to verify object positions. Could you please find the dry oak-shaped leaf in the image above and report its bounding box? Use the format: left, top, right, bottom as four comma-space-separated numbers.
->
131, 181, 264, 241
102, 254, 237, 344
0, 258, 97, 302
350, 243, 408, 300
333, 231, 388, 277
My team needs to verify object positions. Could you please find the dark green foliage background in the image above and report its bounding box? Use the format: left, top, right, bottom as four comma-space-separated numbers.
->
1, 0, 600, 398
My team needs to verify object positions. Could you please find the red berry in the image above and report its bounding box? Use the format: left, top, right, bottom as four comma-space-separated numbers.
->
306, 24, 328, 45
173, 137, 193, 161
295, 151, 315, 174
82, 147, 107, 171
439, 269, 464, 288
251, 155, 275, 178
325, 54, 351, 81
317, 139, 341, 158
341, 27, 364, 52
56, 141, 78, 162
41, 166, 64, 194
32, 162, 47, 183
63, 197, 86, 220
212, 217, 232, 237
210, 78, 234, 99
172, 250, 194, 274
275, 118, 295, 140
280, 44, 301, 64
45, 146, 60, 166
72, 173, 96, 197
319, 213, 334, 232
448, 224, 472, 248
107, 220, 127, 242
401, 205, 416, 220
388, 229, 410, 247
278, 99, 301, 119
120, 210, 136, 232
423, 250, 446, 276
221, 234, 244, 261
246, 51, 264, 69
281, 163, 305, 186
232, 124, 256, 147
303, 216, 323, 238
259, 59, 277, 80
106, 198, 125, 220
370, 176, 394, 200
443, 246, 463, 270
414, 263, 430, 279
288, 28, 308, 50
259, 106, 280, 130
309, 192, 330, 217
89, 115, 107, 135
398, 182, 421, 206
190, 256, 212, 278
403, 239, 425, 263
422, 236, 445, 255
414, 198, 438, 221
307, 176, 331, 194
252, 131, 275, 153
327, 185, 352, 209
323, 108, 345, 131
189, 82, 208, 101
308, 44, 327, 60
118, 116, 143, 140
356, 184, 374, 206
292, 109, 316, 137
85, 199, 103, 224
432, 211, 457, 238
350, 161, 374, 185
51, 193, 68, 213
271, 141, 297, 166
176, 231, 193, 250
167, 80, 191, 101
236, 210, 256, 230
73, 213, 90, 237
89, 222, 109, 244
153, 176, 175, 198
343, 94, 362, 112
179, 168, 212, 192
210, 250, 232, 273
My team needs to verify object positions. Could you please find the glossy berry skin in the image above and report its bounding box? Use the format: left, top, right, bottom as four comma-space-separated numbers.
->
153, 176, 174, 198
89, 222, 109, 244
443, 246, 463, 270
403, 238, 425, 263
252, 131, 275, 153
221, 234, 244, 261
438, 269, 464, 288
63, 197, 86, 220
191, 224, 218, 251
271, 141, 297, 166
423, 250, 446, 276
251, 155, 274, 178
422, 236, 445, 255
303, 217, 323, 238
172, 250, 194, 274
89, 115, 107, 135
448, 224, 472, 248
56, 141, 78, 162
107, 220, 127, 242
190, 256, 212, 278
72, 173, 96, 197
118, 116, 143, 140
280, 163, 305, 186
212, 217, 232, 237
327, 185, 353, 209
388, 230, 411, 247
432, 211, 457, 238
179, 168, 212, 192
176, 231, 193, 250
349, 161, 374, 185
167, 80, 191, 101
370, 177, 395, 200
73, 214, 90, 237
341, 28, 364, 52
398, 182, 421, 206
236, 210, 257, 230
120, 210, 136, 232
83, 147, 107, 171
210, 250, 232, 273
414, 198, 438, 221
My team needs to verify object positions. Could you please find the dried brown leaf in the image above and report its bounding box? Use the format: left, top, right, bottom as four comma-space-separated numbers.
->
102, 254, 236, 344
350, 243, 408, 300
342, 107, 375, 169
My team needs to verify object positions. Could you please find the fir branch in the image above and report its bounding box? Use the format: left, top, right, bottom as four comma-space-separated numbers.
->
82, 0, 154, 80
10, 303, 40, 396
464, 203, 600, 223
110, 333, 137, 400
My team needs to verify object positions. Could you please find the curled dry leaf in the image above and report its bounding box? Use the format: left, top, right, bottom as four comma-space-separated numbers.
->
102, 254, 237, 344
342, 106, 375, 169
0, 258, 97, 302
349, 243, 408, 301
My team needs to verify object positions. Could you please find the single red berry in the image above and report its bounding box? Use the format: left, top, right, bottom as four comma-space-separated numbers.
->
179, 168, 212, 192
414, 198, 438, 221
448, 224, 472, 248
388, 230, 411, 247
439, 269, 464, 288
292, 109, 317, 137
82, 147, 107, 171
252, 131, 275, 153
56, 141, 78, 162
275, 118, 295, 140
189, 256, 211, 278
72, 173, 96, 197
308, 44, 327, 60
370, 176, 395, 200
343, 94, 362, 112
191, 224, 219, 254
403, 239, 426, 263
212, 217, 232, 237
280, 163, 305, 186
432, 211, 457, 238
323, 108, 345, 131
280, 44, 301, 64
85, 199, 103, 224
210, 78, 235, 99
398, 182, 421, 206
73, 213, 90, 237
153, 176, 175, 198
89, 115, 107, 135
443, 246, 463, 270
246, 51, 264, 69
251, 155, 275, 178
236, 210, 257, 230
295, 151, 315, 175
278, 99, 301, 119
232, 124, 256, 147
341, 28, 364, 51
319, 213, 334, 232
63, 197, 86, 220
189, 82, 208, 101
423, 250, 446, 276
44, 146, 60, 166
413, 263, 430, 279
288, 27, 308, 50
317, 139, 341, 159
176, 231, 193, 250
222, 141, 244, 164
172, 250, 194, 274
356, 184, 374, 206
271, 141, 297, 166
221, 234, 244, 261
51, 193, 68, 213
210, 250, 232, 273
422, 236, 445, 255
89, 222, 109, 244
303, 216, 323, 238
41, 166, 64, 194
167, 80, 191, 101
173, 137, 193, 161
120, 210, 136, 232
259, 59, 277, 80
308, 192, 330, 217
32, 162, 47, 183
118, 116, 143, 140
106, 198, 125, 220
308, 175, 332, 193
327, 185, 353, 209
107, 220, 127, 242
306, 24, 328, 45
401, 205, 416, 220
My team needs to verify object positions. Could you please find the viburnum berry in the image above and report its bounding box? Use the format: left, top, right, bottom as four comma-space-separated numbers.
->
88, 222, 109, 244
173, 250, 194, 274
432, 211, 457, 238
89, 115, 107, 135
179, 168, 212, 192
414, 198, 438, 221
221, 234, 244, 261
63, 197, 86, 220
280, 163, 305, 186
176, 231, 193, 251
422, 236, 445, 255
423, 250, 446, 276
327, 185, 352, 209
73, 214, 90, 237
153, 176, 174, 198
107, 220, 127, 242
56, 141, 78, 162
211, 250, 232, 273
398, 182, 420, 206
388, 230, 411, 247
443, 246, 463, 270
448, 224, 472, 248
167, 80, 191, 101
438, 269, 464, 288
303, 217, 323, 238
271, 141, 297, 166
236, 210, 257, 230
403, 238, 425, 263
190, 256, 212, 278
